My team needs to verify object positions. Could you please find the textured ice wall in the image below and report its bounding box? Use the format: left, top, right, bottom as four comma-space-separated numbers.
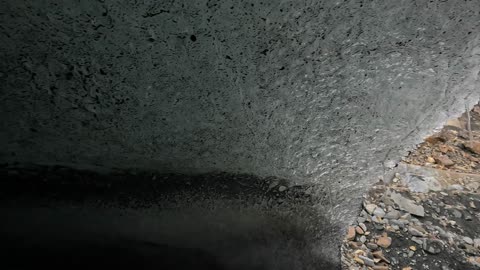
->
1, 0, 480, 222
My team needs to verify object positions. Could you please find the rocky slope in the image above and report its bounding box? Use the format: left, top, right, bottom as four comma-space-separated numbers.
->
342, 103, 480, 270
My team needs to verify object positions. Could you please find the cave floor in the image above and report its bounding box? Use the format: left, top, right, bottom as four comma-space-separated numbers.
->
0, 167, 339, 270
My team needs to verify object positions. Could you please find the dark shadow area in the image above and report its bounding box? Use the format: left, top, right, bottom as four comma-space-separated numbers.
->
0, 165, 340, 270
1, 240, 225, 270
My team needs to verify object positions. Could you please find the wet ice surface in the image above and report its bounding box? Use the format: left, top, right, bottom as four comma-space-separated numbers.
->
0, 167, 341, 270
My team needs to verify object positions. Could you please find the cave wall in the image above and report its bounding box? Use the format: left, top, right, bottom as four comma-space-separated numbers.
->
1, 0, 480, 222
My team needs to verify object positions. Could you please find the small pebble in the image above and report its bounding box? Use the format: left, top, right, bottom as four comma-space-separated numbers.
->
377, 236, 392, 248
451, 209, 462, 219
474, 238, 480, 248
470, 201, 477, 209
358, 255, 375, 267
423, 239, 444, 254
355, 226, 365, 235
464, 237, 474, 245
373, 207, 386, 218
385, 209, 401, 219
346, 226, 356, 240
447, 184, 463, 191
359, 222, 367, 232
411, 236, 423, 245
365, 203, 377, 215
360, 235, 367, 243
409, 227, 425, 237
366, 243, 378, 250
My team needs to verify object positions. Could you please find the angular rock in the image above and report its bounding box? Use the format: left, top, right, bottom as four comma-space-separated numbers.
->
357, 216, 367, 224
373, 207, 386, 218
467, 182, 480, 191
438, 144, 451, 153
462, 244, 477, 255
435, 155, 454, 166
445, 118, 464, 129
385, 209, 400, 219
367, 243, 378, 250
470, 201, 477, 209
390, 224, 400, 231
426, 135, 446, 144
389, 219, 406, 228
451, 209, 462, 219
365, 203, 377, 215
411, 225, 427, 234
348, 241, 362, 249
388, 191, 425, 217
405, 175, 441, 193
346, 226, 356, 240
410, 218, 421, 224
354, 256, 365, 265
433, 226, 446, 236
358, 255, 375, 267
463, 237, 474, 245
423, 239, 444, 254
465, 141, 480, 155
377, 236, 392, 248
409, 227, 425, 237
474, 238, 480, 248
447, 184, 463, 191
372, 250, 390, 264
359, 222, 367, 231
355, 225, 365, 235
411, 236, 423, 245
360, 235, 367, 243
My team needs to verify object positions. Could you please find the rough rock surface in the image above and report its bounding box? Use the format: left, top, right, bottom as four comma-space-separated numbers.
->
1, 1, 480, 228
